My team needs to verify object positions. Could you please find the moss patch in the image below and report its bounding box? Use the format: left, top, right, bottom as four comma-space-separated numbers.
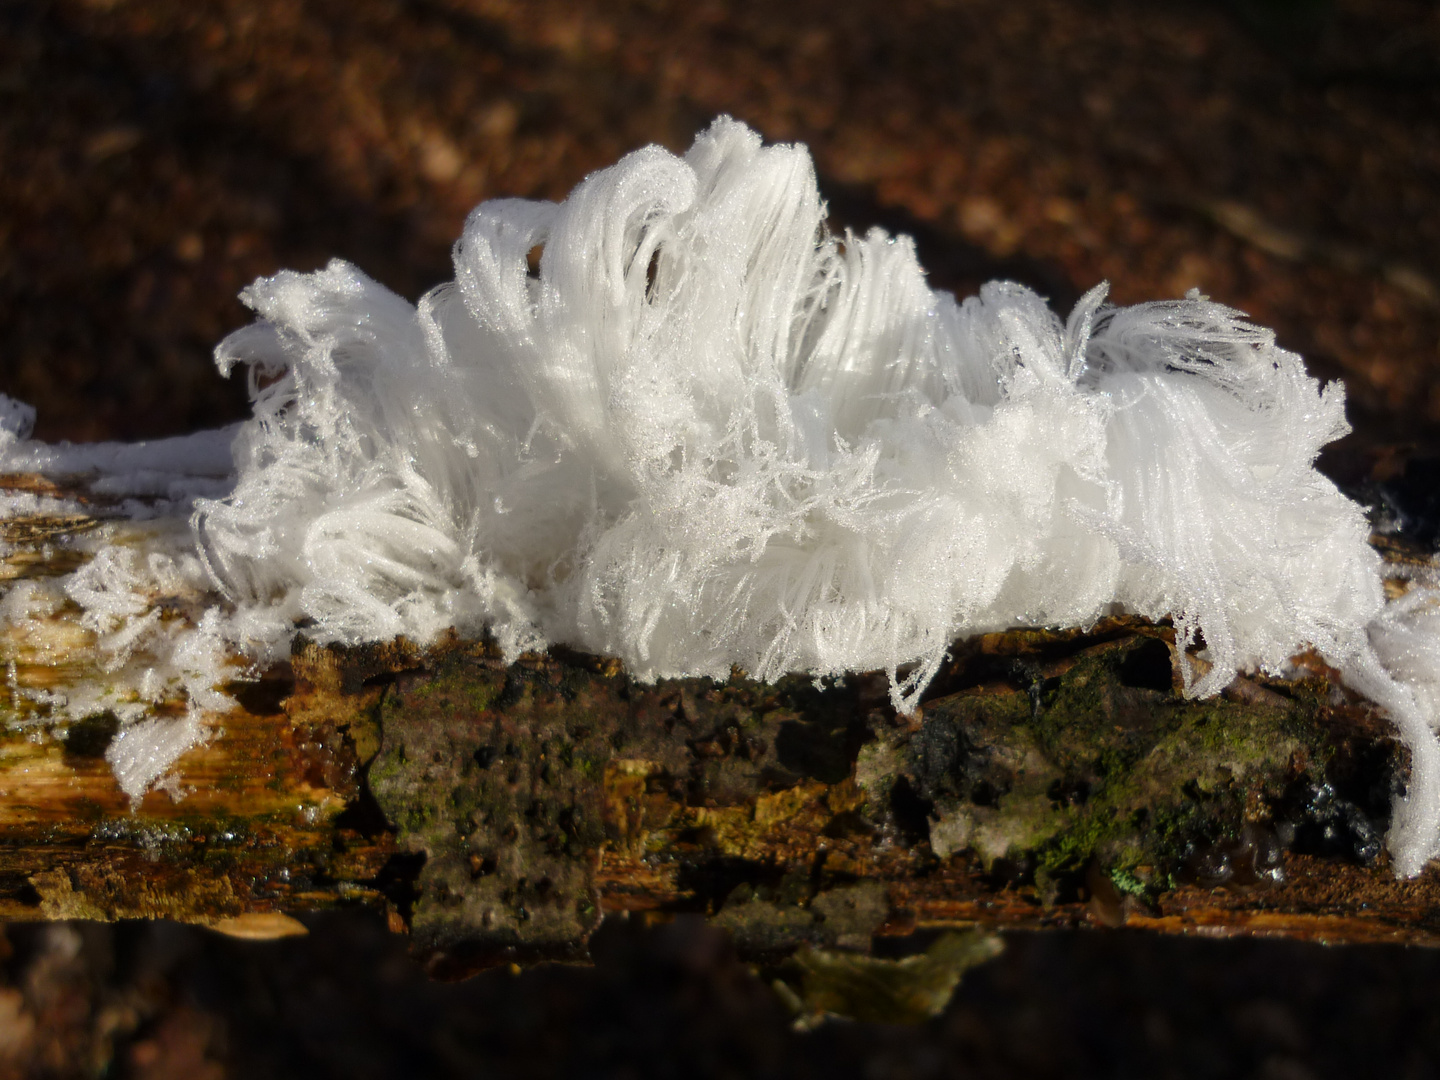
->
890, 632, 1363, 889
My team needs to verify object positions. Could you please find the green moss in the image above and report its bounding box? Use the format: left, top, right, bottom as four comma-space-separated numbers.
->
1109, 866, 1149, 898
1034, 803, 1135, 875
911, 634, 1337, 883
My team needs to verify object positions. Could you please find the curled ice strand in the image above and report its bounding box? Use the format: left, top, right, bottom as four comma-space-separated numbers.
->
1355, 590, 1440, 875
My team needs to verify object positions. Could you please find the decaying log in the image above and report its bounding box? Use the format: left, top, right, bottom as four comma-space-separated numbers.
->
2, 472, 1440, 973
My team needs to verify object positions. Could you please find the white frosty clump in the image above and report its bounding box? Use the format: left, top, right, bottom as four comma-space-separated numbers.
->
4, 118, 1440, 876
195, 120, 1374, 688
190, 117, 1440, 871
0, 405, 287, 801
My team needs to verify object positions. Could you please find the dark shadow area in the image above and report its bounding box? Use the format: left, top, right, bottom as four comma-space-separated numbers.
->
0, 0, 704, 441
4, 911, 1440, 1078
1, 2, 448, 439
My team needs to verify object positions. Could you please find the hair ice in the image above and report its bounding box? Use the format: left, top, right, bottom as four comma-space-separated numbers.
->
5, 118, 1440, 876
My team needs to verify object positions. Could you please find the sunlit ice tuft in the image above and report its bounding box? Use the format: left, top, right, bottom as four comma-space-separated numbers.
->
5, 118, 1440, 876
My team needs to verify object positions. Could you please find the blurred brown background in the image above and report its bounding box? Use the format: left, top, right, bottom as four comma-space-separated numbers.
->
4, 0, 1439, 445
4, 0, 1440, 1077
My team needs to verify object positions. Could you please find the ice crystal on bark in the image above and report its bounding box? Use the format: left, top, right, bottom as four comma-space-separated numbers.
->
5, 119, 1439, 874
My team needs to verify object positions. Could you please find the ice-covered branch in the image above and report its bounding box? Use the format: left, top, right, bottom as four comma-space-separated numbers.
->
3, 118, 1438, 877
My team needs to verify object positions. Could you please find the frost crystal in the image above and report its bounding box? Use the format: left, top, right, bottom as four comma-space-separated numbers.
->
6, 118, 1440, 876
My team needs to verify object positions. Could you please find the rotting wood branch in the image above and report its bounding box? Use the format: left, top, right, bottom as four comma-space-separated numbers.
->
1, 473, 1439, 971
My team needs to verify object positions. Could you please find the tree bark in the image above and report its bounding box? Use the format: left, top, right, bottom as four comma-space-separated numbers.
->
3, 473, 1439, 971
